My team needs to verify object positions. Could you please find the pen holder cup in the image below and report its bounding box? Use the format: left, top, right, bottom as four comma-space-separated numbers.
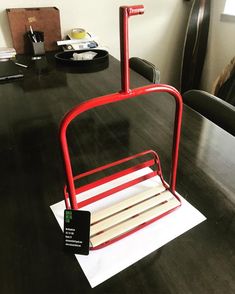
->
27, 31, 45, 56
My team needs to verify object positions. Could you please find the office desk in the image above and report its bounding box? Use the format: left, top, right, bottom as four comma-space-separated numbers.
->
0, 54, 235, 294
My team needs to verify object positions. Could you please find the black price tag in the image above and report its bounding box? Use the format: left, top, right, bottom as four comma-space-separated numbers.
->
64, 209, 91, 255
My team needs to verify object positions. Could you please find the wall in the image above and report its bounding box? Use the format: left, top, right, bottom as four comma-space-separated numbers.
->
201, 0, 235, 92
0, 0, 191, 88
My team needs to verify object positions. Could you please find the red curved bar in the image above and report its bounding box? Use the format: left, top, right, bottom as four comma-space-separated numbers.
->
60, 84, 183, 210
63, 149, 168, 210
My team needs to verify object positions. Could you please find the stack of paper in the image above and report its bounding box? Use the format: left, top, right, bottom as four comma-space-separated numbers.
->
50, 168, 206, 288
57, 33, 98, 51
0, 47, 16, 60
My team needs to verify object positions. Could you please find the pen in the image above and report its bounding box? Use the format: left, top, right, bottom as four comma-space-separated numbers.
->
14, 62, 28, 68
29, 25, 37, 43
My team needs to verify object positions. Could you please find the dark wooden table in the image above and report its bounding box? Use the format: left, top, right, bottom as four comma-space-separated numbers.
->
0, 53, 235, 294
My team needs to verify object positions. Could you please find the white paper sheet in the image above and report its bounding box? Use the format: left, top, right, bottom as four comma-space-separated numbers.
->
50, 168, 206, 288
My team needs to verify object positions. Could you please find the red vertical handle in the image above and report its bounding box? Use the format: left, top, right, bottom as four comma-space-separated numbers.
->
119, 5, 144, 93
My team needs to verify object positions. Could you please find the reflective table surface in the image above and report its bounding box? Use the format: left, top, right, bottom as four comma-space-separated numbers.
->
0, 53, 234, 294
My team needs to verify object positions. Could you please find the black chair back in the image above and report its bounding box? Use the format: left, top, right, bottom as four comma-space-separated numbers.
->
183, 90, 235, 136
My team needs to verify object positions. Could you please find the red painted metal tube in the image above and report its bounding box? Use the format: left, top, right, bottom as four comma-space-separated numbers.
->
60, 84, 183, 209
59, 5, 183, 250
59, 4, 183, 211
119, 5, 144, 93
63, 150, 163, 209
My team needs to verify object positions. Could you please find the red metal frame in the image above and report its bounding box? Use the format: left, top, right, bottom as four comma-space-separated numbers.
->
64, 150, 169, 209
59, 5, 183, 249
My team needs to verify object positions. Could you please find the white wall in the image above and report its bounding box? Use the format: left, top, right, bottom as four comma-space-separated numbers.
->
201, 0, 235, 92
1, 1, 233, 92
0, 0, 191, 88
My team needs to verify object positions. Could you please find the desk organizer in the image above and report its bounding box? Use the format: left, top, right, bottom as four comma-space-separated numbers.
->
27, 31, 45, 56
59, 5, 183, 250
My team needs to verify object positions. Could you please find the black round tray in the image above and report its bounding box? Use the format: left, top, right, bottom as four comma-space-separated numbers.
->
55, 49, 109, 73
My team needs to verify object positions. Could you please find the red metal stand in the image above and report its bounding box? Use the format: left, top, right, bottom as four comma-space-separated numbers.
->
59, 5, 183, 250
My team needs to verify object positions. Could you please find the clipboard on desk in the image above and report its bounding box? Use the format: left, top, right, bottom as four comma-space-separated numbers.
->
0, 60, 23, 82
